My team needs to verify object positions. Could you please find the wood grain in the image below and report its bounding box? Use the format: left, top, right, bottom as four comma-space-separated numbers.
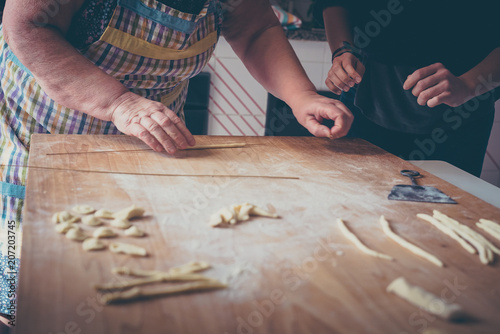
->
16, 135, 500, 334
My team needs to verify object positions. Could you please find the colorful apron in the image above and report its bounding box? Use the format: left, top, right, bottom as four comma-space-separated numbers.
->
0, 0, 221, 315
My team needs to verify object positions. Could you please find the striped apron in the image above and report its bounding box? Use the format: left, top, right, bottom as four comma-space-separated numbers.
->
0, 0, 221, 315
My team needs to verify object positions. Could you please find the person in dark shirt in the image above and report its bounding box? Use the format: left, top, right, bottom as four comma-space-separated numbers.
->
317, 0, 500, 176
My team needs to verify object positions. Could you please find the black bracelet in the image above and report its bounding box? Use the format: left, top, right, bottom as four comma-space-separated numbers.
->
331, 42, 362, 62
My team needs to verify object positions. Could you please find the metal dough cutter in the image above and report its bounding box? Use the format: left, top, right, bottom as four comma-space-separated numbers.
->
388, 170, 457, 204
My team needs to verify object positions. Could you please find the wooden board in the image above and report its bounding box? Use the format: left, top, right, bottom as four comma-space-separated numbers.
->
16, 135, 500, 334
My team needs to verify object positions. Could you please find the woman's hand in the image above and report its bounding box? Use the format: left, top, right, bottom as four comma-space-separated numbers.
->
110, 92, 196, 153
403, 62, 475, 108
290, 91, 354, 139
325, 53, 365, 95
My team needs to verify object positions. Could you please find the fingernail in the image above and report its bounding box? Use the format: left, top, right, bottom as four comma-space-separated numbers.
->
356, 77, 361, 83
156, 145, 163, 152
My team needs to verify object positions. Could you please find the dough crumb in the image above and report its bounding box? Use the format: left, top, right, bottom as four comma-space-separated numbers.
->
83, 238, 106, 251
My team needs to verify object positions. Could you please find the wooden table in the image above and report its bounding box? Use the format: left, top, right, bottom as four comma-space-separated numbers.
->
16, 135, 500, 334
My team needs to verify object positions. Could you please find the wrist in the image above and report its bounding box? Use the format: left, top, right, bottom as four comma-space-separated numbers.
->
459, 72, 481, 99
106, 90, 136, 123
287, 89, 318, 116
331, 41, 362, 62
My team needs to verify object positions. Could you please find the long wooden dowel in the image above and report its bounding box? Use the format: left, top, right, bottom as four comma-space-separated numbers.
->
46, 143, 247, 156
0, 165, 299, 180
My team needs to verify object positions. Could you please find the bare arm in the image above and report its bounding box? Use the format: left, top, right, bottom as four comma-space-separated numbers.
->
322, 6, 364, 94
3, 0, 126, 120
3, 0, 195, 152
323, 6, 352, 54
222, 0, 353, 139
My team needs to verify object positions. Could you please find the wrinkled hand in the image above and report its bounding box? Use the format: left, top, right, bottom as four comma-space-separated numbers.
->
403, 62, 474, 108
291, 92, 353, 139
110, 92, 195, 153
325, 52, 365, 95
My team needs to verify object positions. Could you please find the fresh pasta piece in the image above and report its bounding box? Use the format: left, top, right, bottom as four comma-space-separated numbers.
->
82, 238, 106, 251
72, 205, 96, 215
113, 205, 145, 220
109, 242, 147, 257
65, 226, 88, 242
93, 227, 117, 239
380, 216, 444, 267
82, 215, 103, 227
111, 218, 132, 229
337, 218, 393, 261
55, 222, 74, 234
387, 277, 466, 321
433, 211, 499, 265
476, 219, 500, 242
124, 226, 145, 237
94, 209, 115, 219
417, 214, 476, 254
52, 211, 80, 224
100, 280, 226, 304
209, 203, 279, 227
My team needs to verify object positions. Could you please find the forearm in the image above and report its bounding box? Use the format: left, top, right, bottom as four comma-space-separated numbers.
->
3, 23, 128, 121
234, 26, 317, 108
460, 47, 500, 97
222, 0, 316, 110
323, 6, 352, 54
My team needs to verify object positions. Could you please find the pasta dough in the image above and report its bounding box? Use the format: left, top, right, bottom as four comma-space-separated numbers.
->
337, 218, 393, 261
111, 218, 132, 229
52, 211, 80, 224
380, 216, 444, 267
71, 205, 96, 215
387, 277, 465, 321
55, 222, 74, 234
433, 210, 500, 265
209, 203, 279, 227
124, 226, 145, 237
82, 215, 103, 227
94, 209, 115, 219
100, 280, 227, 304
476, 219, 500, 242
65, 226, 88, 242
109, 242, 147, 257
417, 214, 476, 254
82, 238, 106, 251
113, 205, 145, 220
93, 227, 117, 239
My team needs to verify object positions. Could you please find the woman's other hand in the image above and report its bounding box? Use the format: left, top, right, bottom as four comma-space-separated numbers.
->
109, 92, 196, 153
325, 53, 365, 95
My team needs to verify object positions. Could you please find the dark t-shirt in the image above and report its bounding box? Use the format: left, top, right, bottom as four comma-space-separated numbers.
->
316, 0, 499, 133
316, 0, 499, 75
